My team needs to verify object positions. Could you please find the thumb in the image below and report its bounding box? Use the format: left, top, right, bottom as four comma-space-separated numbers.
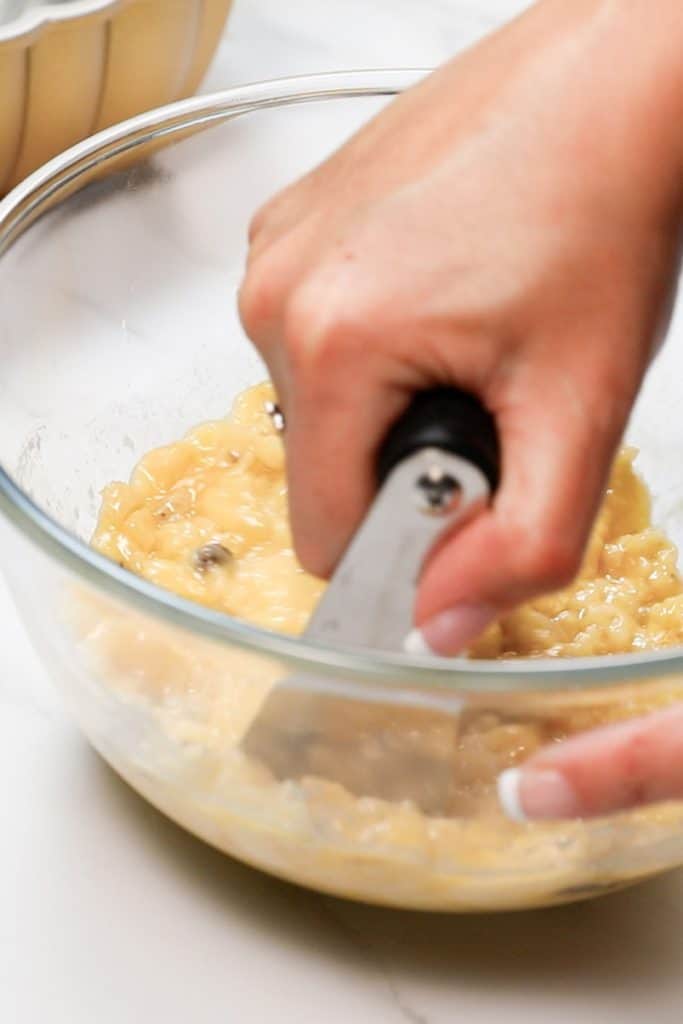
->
497, 705, 683, 821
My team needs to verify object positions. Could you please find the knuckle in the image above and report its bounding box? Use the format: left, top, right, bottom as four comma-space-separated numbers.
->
238, 255, 285, 342
284, 278, 371, 375
283, 284, 325, 353
237, 271, 265, 339
247, 207, 266, 244
510, 526, 581, 592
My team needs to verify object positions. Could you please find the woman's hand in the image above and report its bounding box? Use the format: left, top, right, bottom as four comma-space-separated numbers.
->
239, 0, 683, 656
498, 706, 683, 821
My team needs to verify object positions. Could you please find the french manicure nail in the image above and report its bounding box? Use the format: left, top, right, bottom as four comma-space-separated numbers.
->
497, 768, 528, 822
497, 767, 582, 822
407, 603, 496, 656
403, 628, 432, 655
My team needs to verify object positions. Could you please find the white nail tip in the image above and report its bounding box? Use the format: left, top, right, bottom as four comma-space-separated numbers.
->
497, 767, 528, 823
403, 629, 432, 656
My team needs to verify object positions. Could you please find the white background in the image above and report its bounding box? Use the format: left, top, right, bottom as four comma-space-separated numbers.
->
3, 2, 683, 1022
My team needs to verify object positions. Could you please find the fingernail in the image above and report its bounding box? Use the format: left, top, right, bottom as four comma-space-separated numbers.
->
404, 604, 496, 656
497, 767, 582, 822
403, 628, 432, 655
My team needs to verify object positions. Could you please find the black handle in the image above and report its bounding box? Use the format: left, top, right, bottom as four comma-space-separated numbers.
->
376, 387, 500, 491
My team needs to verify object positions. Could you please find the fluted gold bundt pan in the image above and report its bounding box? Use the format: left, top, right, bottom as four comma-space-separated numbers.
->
0, 0, 233, 195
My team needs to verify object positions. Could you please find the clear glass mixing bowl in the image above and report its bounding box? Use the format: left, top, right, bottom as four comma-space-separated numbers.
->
2, 70, 683, 912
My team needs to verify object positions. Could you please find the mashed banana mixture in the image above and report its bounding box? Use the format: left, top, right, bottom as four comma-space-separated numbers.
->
93, 381, 683, 657
84, 382, 683, 910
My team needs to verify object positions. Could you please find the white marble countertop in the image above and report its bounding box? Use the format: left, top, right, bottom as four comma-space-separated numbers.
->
3, 1, 683, 1021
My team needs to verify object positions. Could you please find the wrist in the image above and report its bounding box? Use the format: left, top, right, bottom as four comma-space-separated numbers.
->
535, 0, 683, 214
589, 2, 683, 171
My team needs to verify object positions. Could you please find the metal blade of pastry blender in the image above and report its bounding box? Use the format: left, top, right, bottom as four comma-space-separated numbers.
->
242, 388, 500, 814
302, 447, 489, 650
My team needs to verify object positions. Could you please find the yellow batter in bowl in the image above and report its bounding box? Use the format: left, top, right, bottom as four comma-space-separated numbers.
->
83, 383, 683, 910
93, 381, 683, 658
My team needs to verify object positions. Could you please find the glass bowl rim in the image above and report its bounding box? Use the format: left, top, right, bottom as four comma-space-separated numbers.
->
2, 67, 682, 693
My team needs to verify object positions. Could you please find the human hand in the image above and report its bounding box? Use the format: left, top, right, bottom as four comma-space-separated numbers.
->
498, 705, 683, 820
239, 0, 683, 655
